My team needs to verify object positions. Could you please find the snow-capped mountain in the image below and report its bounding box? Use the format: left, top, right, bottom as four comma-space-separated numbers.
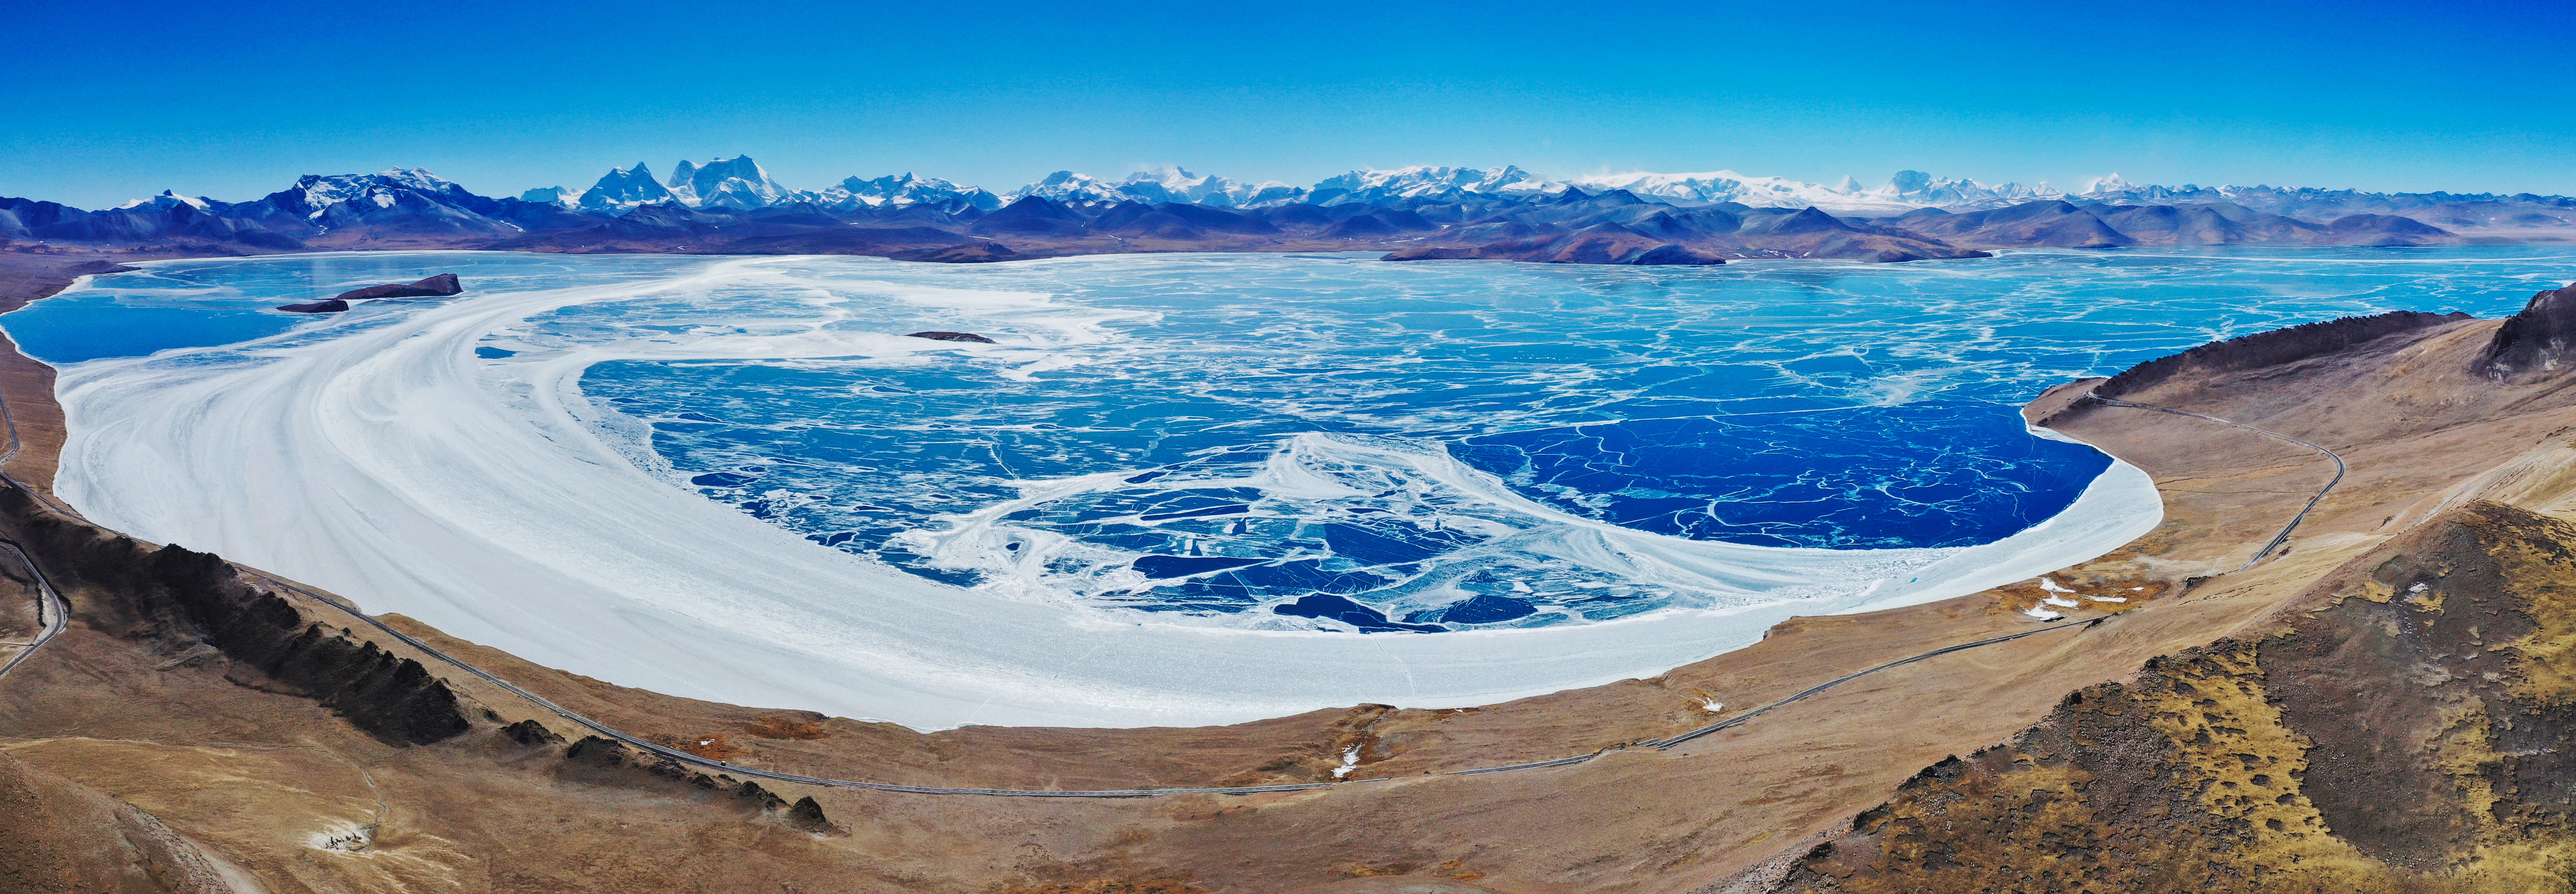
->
496, 157, 2576, 231
1003, 168, 1306, 208
1233, 181, 1310, 206
267, 169, 488, 219
1113, 167, 1307, 207
813, 173, 1003, 211
668, 156, 791, 210
112, 190, 216, 212
577, 163, 675, 210
1866, 170, 2065, 209
1308, 166, 1564, 204
1573, 170, 1889, 210
1567, 169, 2061, 213
1011, 171, 1132, 205
519, 185, 583, 208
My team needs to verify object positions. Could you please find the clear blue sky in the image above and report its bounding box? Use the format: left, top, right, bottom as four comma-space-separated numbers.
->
8, 0, 2571, 208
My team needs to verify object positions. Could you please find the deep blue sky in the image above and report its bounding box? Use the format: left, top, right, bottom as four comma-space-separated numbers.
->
8, 0, 2572, 208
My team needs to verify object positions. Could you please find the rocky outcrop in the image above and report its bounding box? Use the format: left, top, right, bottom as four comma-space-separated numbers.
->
2478, 282, 2576, 380
333, 272, 461, 302
2093, 309, 2475, 399
558, 736, 843, 832
502, 718, 567, 746
273, 298, 348, 313
785, 796, 842, 834
904, 331, 997, 344
0, 486, 471, 745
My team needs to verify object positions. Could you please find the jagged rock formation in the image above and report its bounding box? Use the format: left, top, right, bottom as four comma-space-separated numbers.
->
271, 298, 347, 313
0, 488, 470, 745
904, 331, 996, 344
559, 735, 842, 832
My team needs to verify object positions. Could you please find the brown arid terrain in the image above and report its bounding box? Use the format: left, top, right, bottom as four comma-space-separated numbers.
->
2, 245, 2576, 892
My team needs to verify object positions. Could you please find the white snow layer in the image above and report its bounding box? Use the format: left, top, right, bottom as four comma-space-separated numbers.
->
42, 255, 2164, 731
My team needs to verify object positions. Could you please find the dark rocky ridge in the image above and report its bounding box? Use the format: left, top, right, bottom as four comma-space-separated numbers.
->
560, 735, 844, 833
2479, 282, 2576, 380
2093, 309, 2479, 399
0, 486, 472, 745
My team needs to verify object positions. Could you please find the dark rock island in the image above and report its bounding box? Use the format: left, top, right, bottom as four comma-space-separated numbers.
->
333, 272, 461, 301
275, 273, 463, 312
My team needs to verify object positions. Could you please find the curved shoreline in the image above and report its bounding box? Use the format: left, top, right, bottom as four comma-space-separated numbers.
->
26, 253, 2163, 729
1, 245, 2563, 891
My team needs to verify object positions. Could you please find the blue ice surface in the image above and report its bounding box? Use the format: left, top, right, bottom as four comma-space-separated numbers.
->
1454, 403, 2111, 549
1274, 593, 1447, 633
4, 285, 305, 364
28, 246, 2571, 633
3, 251, 695, 364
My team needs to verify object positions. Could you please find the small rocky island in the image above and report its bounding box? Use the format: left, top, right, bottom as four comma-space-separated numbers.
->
276, 273, 463, 313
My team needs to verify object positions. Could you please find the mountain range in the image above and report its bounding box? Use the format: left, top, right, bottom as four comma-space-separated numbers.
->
5, 157, 2570, 266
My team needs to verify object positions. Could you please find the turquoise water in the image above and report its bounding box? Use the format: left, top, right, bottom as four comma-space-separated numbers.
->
12, 247, 2570, 633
